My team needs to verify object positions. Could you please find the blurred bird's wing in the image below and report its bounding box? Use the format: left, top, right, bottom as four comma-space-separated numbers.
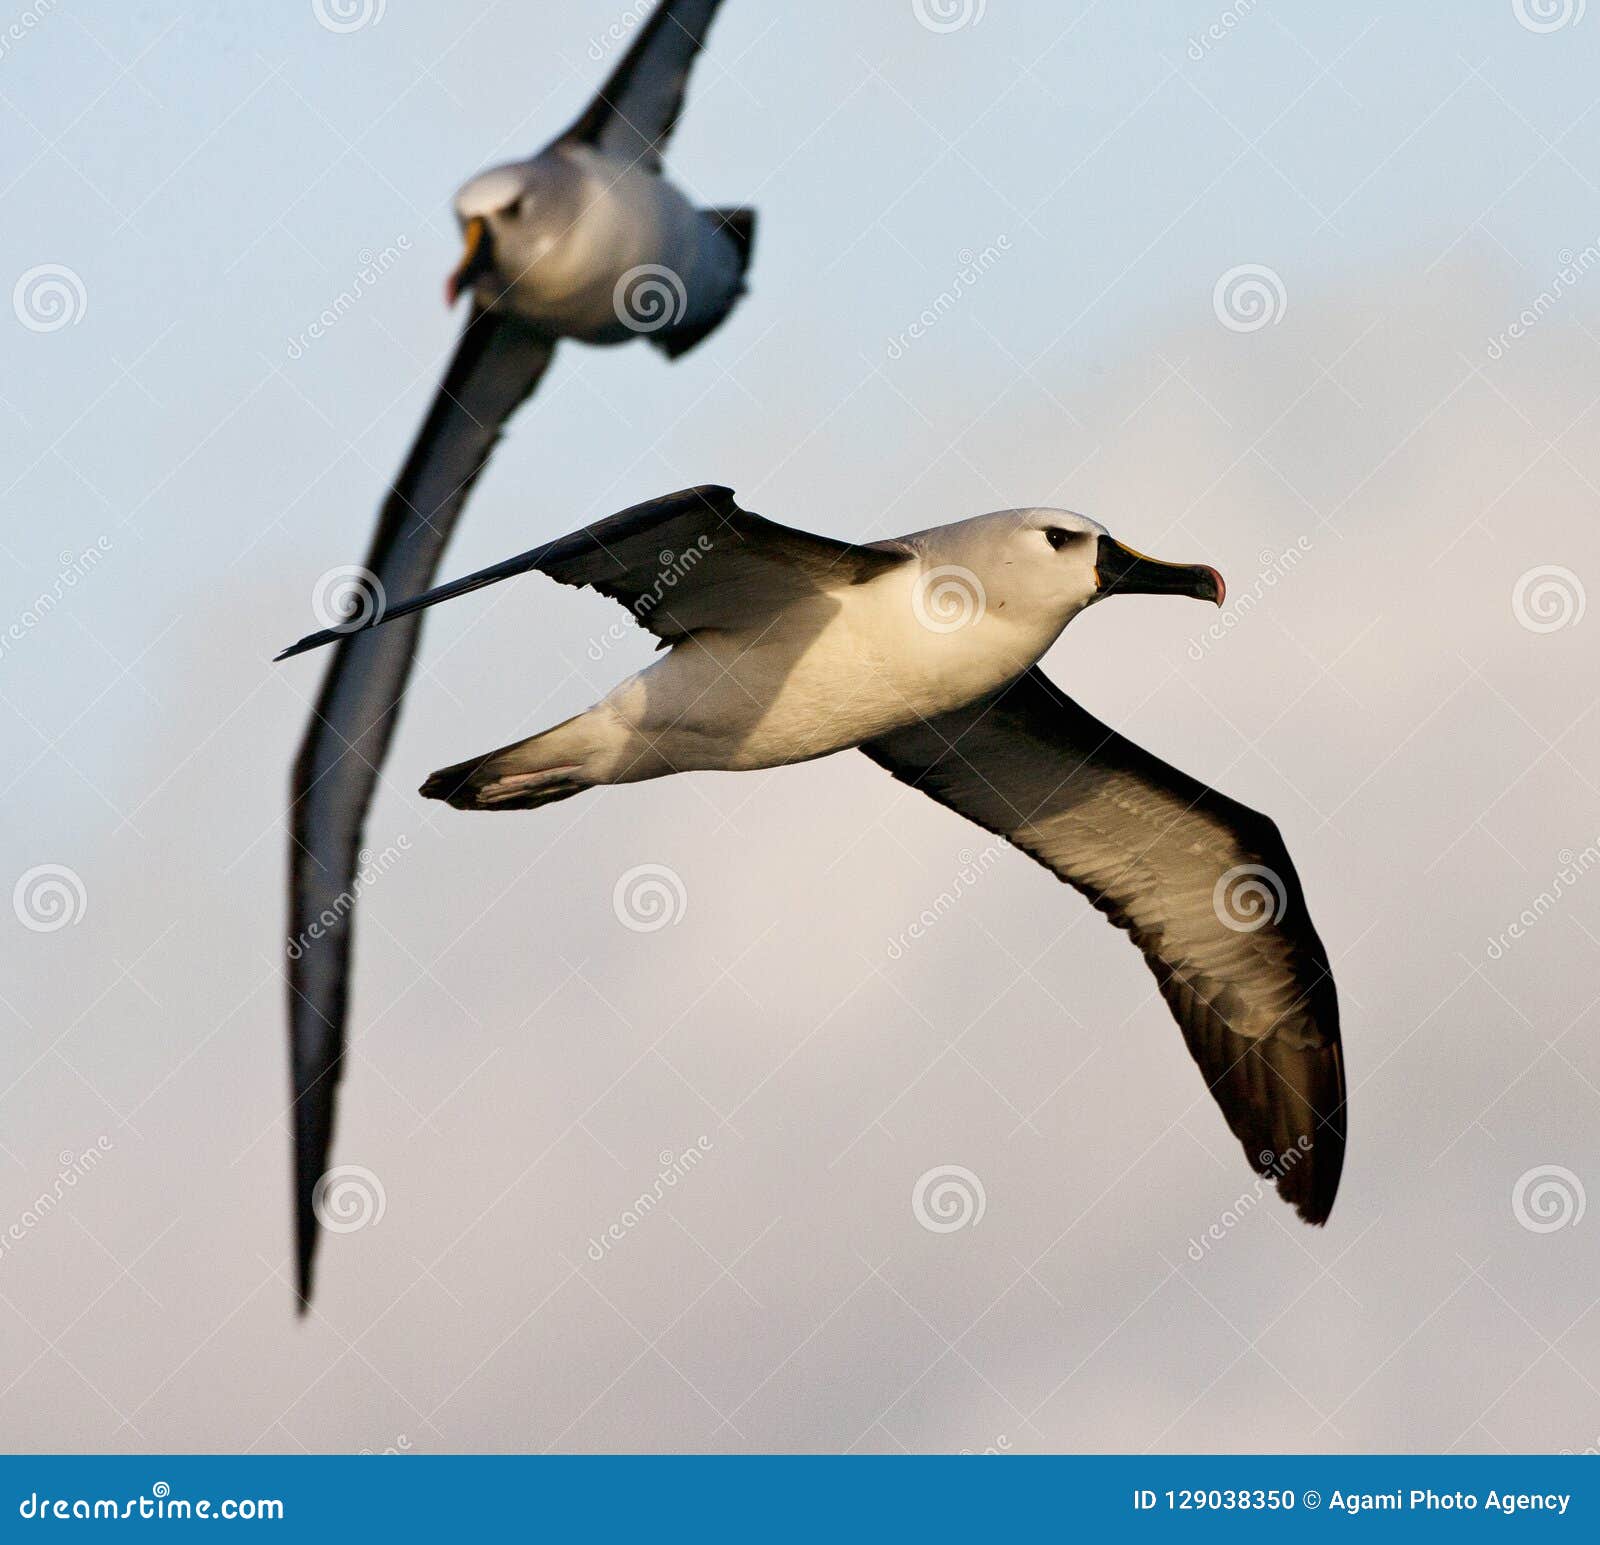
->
560, 0, 728, 171
286, 305, 554, 1308
861, 665, 1346, 1223
277, 484, 908, 660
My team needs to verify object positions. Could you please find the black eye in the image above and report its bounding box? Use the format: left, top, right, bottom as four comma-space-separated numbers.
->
1045, 527, 1069, 550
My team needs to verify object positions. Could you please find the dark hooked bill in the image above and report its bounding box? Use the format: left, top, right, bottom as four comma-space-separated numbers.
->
1095, 535, 1225, 606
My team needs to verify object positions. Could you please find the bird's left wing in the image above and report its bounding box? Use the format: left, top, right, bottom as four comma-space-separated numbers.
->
286, 305, 554, 1308
277, 484, 909, 660
560, 0, 727, 171
860, 666, 1346, 1224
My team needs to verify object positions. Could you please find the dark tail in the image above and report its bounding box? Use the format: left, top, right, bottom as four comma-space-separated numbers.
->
651, 206, 757, 361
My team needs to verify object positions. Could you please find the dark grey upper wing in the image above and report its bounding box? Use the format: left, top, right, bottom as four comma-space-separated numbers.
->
286, 306, 554, 1308
277, 484, 908, 660
861, 666, 1346, 1224
560, 0, 726, 171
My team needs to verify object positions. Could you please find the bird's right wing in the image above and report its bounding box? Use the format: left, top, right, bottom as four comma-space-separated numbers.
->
276, 485, 910, 660
860, 666, 1346, 1223
286, 304, 554, 1307
560, 0, 727, 171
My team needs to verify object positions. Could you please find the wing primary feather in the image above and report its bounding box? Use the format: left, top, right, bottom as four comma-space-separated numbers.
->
286, 308, 553, 1306
860, 666, 1346, 1223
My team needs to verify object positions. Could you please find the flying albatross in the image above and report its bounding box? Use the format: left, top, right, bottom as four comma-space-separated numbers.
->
288, 0, 755, 1307
280, 486, 1348, 1233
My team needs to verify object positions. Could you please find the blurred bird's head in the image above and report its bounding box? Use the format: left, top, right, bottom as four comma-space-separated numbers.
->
446, 161, 552, 306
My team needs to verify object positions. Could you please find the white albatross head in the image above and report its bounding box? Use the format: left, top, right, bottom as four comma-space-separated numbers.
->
446, 159, 562, 306
904, 506, 1225, 635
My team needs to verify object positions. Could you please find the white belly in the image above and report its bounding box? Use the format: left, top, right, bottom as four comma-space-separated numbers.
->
603, 572, 1061, 774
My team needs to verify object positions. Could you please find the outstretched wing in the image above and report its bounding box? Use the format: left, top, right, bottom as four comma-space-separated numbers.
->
561, 0, 727, 172
276, 484, 908, 661
861, 666, 1346, 1223
286, 306, 554, 1308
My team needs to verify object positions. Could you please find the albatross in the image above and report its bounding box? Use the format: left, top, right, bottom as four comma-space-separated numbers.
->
288, 0, 755, 1307
280, 485, 1348, 1230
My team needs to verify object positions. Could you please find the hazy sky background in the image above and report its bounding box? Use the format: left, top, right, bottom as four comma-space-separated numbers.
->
2, 0, 1598, 1453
